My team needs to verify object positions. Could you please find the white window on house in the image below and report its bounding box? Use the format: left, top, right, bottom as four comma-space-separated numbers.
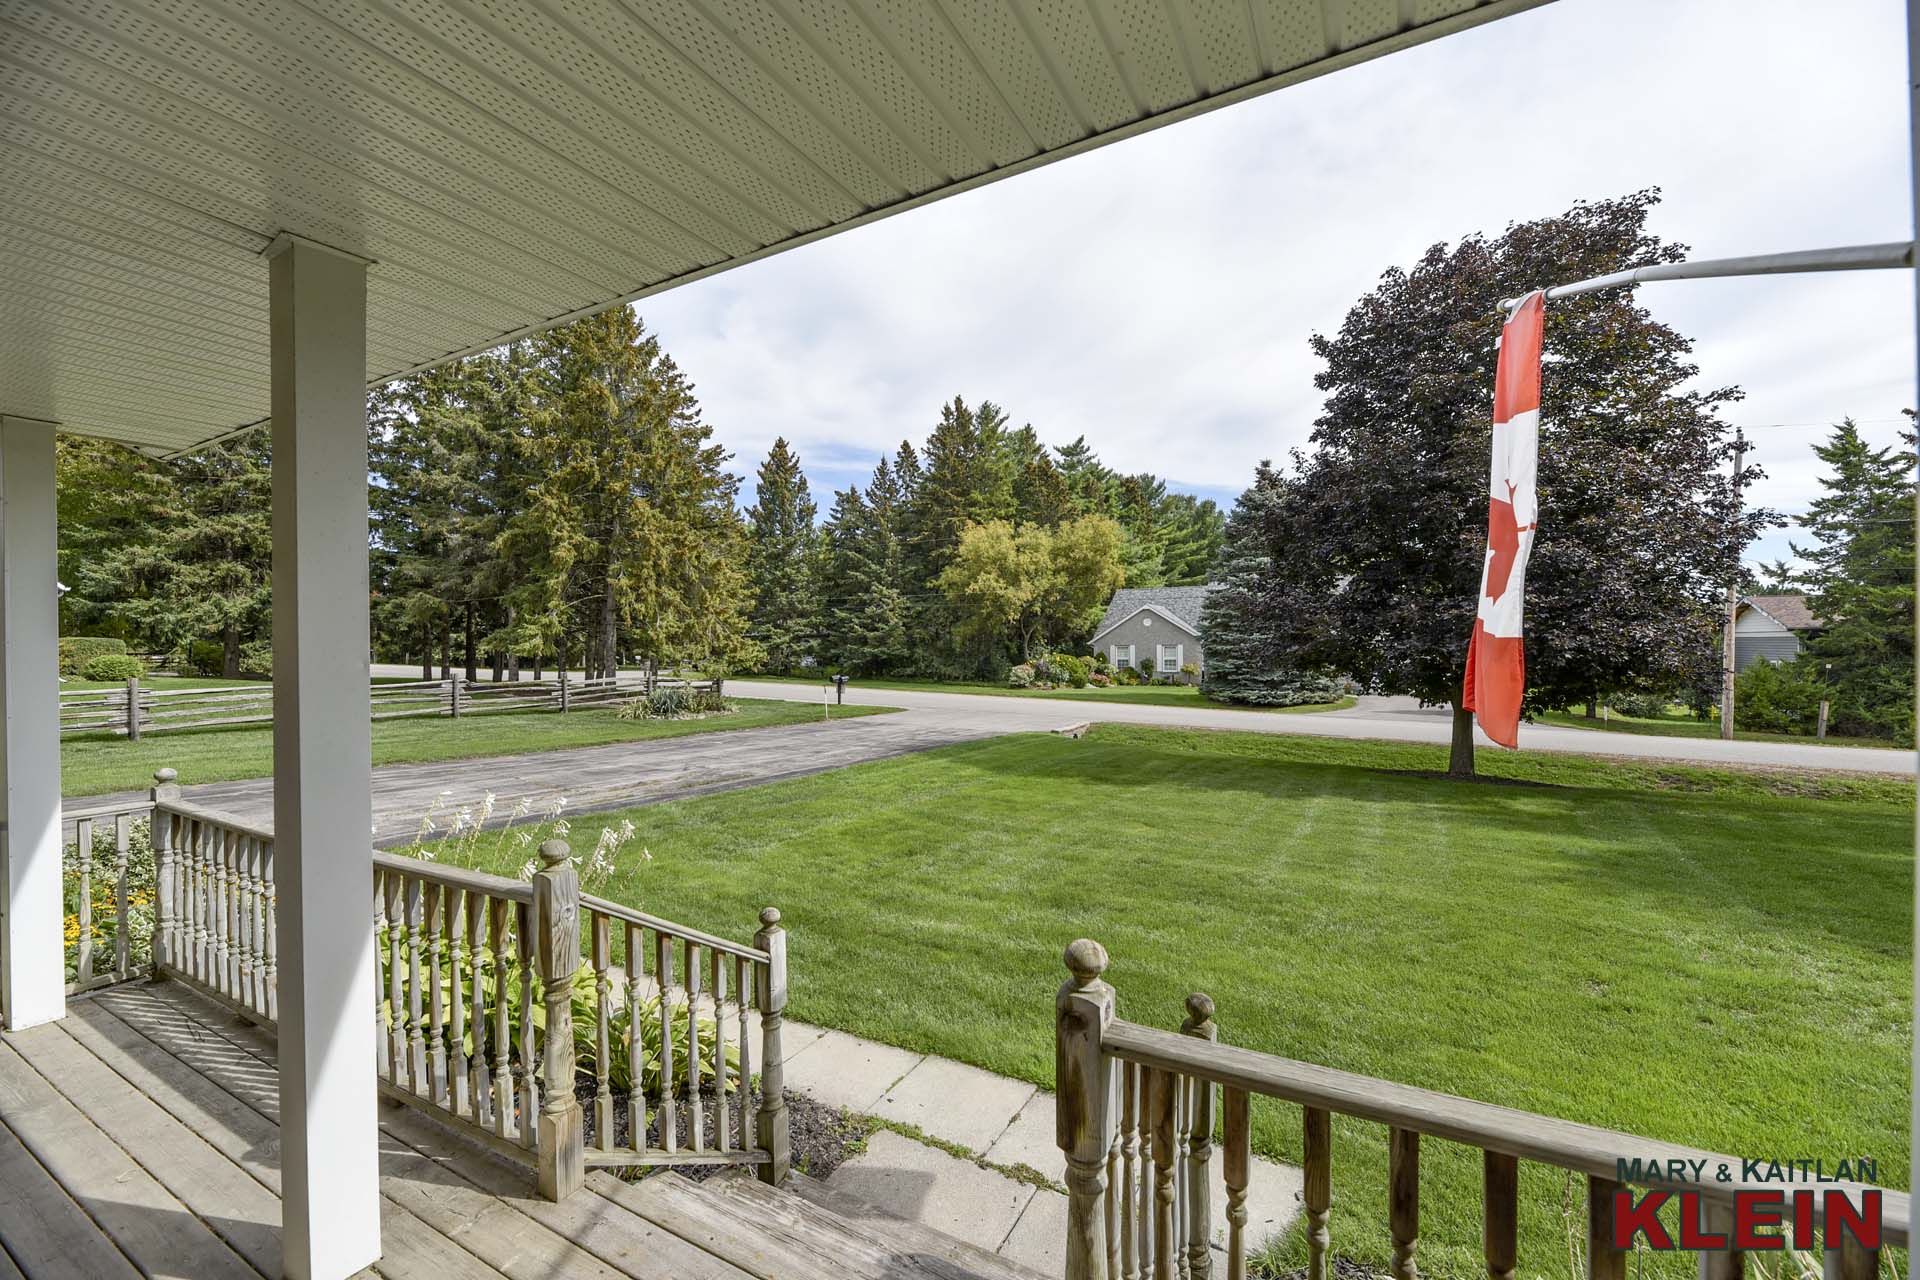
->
1110, 644, 1134, 668
1158, 643, 1183, 673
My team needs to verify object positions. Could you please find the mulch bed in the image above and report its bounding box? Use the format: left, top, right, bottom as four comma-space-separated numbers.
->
576, 1077, 870, 1184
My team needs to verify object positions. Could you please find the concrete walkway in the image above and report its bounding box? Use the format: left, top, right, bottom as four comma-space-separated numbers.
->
773, 1019, 1302, 1274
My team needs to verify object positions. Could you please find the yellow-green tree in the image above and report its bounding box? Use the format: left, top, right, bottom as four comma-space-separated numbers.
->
934, 515, 1124, 660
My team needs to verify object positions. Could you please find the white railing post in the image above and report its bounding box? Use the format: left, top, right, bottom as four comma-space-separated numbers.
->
532, 839, 584, 1200
1057, 938, 1118, 1280
754, 907, 790, 1185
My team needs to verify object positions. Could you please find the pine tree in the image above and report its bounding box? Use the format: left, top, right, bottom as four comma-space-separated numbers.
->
1200, 467, 1344, 706
67, 436, 273, 675
745, 437, 820, 671
1790, 419, 1916, 740
1015, 452, 1076, 528
1157, 493, 1226, 585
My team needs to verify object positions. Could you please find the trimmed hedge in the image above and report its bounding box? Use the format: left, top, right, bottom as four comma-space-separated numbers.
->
80, 654, 146, 682
58, 636, 126, 676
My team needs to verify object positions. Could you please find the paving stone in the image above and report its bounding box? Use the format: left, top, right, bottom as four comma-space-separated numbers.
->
998, 1186, 1067, 1273
981, 1092, 1058, 1175
871, 1056, 1037, 1153
781, 1029, 923, 1113
823, 1130, 1035, 1253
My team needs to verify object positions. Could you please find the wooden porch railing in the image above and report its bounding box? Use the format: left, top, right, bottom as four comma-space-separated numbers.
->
146, 787, 787, 1200
62, 792, 157, 994
1055, 939, 1905, 1280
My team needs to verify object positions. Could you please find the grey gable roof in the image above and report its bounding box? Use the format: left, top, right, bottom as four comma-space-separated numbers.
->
1092, 586, 1217, 640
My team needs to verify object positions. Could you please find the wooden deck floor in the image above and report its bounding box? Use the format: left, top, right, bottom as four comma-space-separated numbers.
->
0, 980, 760, 1280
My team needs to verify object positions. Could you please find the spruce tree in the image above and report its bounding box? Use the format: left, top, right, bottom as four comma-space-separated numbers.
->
1200, 467, 1344, 706
1790, 419, 1916, 739
745, 437, 820, 671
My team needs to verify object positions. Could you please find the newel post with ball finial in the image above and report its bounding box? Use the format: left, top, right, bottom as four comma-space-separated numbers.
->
1057, 938, 1118, 1280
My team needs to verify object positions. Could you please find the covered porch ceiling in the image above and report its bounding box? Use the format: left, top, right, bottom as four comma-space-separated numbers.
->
3, 0, 1549, 455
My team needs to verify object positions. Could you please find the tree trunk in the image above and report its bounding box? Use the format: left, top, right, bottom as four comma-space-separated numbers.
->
600, 585, 617, 685
440, 619, 451, 679
222, 623, 241, 679
421, 626, 433, 680
464, 600, 478, 682
1583, 695, 1598, 720
1448, 704, 1476, 778
533, 652, 543, 680
490, 650, 503, 682
506, 604, 520, 681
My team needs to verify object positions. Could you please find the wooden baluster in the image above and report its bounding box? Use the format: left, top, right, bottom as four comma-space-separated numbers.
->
1698, 1201, 1743, 1280
1587, 1175, 1625, 1280
259, 834, 276, 1022
212, 826, 232, 995
149, 772, 179, 976
1389, 1128, 1420, 1280
734, 954, 751, 1152
1174, 1072, 1190, 1280
1825, 1223, 1880, 1280
1122, 1061, 1142, 1280
225, 828, 243, 999
112, 814, 132, 980
754, 908, 789, 1186
1105, 1070, 1121, 1280
464, 890, 487, 1124
1304, 1107, 1332, 1280
372, 874, 390, 1079
1222, 1088, 1250, 1280
1484, 1152, 1518, 1280
384, 873, 406, 1085
405, 877, 428, 1093
1183, 995, 1216, 1280
710, 948, 728, 1153
1151, 1066, 1177, 1280
516, 898, 539, 1147
237, 836, 258, 1012
489, 896, 513, 1139
446, 885, 470, 1118
686, 940, 705, 1152
628, 924, 648, 1153
425, 884, 447, 1107
655, 929, 676, 1154
75, 818, 95, 990
192, 821, 210, 984
531, 840, 584, 1200
591, 911, 612, 1150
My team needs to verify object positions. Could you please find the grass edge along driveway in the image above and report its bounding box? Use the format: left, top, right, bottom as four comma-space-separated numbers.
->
61, 698, 894, 798
744, 672, 1357, 714
445, 726, 1910, 1279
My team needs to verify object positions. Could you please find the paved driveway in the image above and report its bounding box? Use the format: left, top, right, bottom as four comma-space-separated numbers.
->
728, 681, 1915, 776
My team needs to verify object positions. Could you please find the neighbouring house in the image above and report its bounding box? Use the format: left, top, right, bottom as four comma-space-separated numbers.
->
1091, 585, 1216, 682
1735, 593, 1822, 670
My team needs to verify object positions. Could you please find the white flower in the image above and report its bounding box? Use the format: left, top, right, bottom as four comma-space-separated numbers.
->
516, 857, 537, 882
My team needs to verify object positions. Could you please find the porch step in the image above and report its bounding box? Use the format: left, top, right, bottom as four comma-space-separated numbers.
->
593, 1167, 1048, 1280
781, 1172, 1051, 1280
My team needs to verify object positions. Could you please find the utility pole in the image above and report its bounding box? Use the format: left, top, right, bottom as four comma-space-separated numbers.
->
1719, 425, 1746, 740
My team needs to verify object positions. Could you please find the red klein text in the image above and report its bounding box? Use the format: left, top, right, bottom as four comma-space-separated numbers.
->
1612, 1189, 1882, 1252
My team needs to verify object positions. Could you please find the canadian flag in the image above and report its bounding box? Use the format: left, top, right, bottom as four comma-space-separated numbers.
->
1462, 290, 1543, 749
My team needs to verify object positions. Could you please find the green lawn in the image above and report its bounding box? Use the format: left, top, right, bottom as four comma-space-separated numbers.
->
61, 675, 263, 691
1535, 707, 1905, 749
443, 726, 1910, 1278
743, 672, 1356, 714
62, 699, 892, 798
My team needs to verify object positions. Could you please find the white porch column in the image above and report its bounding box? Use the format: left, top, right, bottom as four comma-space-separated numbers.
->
0, 417, 62, 1031
268, 234, 380, 1280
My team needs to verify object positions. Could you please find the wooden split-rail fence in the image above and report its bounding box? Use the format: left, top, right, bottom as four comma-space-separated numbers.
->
58, 674, 720, 740
58, 771, 789, 1201
1054, 939, 1903, 1280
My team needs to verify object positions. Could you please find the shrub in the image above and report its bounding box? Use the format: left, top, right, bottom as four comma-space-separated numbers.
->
238, 641, 273, 678
1180, 662, 1199, 679
1049, 652, 1090, 688
1609, 690, 1673, 720
1092, 650, 1109, 669
1087, 671, 1110, 687
616, 685, 730, 721
1007, 663, 1036, 688
1734, 660, 1826, 735
186, 640, 225, 677
81, 654, 145, 682
58, 636, 126, 676
1112, 665, 1141, 686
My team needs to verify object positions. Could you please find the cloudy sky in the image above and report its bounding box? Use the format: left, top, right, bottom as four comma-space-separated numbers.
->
639, 0, 1913, 571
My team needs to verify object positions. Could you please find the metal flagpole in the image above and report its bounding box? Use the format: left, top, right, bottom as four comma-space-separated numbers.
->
1498, 240, 1913, 311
